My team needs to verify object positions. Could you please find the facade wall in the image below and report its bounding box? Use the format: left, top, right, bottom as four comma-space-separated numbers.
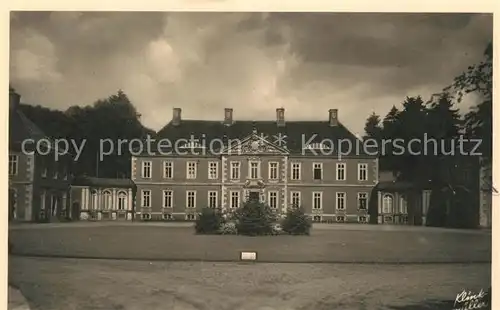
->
132, 151, 377, 222
72, 185, 134, 221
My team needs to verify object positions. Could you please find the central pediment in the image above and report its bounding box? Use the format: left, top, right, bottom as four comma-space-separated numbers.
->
222, 129, 289, 155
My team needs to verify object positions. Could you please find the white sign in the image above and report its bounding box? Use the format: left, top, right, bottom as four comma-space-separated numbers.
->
240, 251, 257, 261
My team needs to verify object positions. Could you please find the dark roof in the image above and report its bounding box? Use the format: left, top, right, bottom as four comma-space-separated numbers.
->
9, 108, 50, 150
72, 176, 135, 188
374, 181, 417, 191
138, 119, 372, 157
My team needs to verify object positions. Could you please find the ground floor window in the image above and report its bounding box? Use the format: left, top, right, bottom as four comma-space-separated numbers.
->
141, 213, 151, 220
384, 216, 393, 223
163, 213, 172, 220
358, 216, 367, 223
401, 215, 409, 224
313, 215, 322, 222
336, 216, 345, 223
186, 213, 196, 221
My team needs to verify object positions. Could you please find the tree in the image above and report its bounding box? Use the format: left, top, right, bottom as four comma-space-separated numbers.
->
234, 201, 276, 236
281, 206, 311, 235
195, 207, 225, 234
363, 112, 383, 141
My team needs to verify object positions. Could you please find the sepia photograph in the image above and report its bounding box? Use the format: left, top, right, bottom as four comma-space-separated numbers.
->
8, 11, 493, 310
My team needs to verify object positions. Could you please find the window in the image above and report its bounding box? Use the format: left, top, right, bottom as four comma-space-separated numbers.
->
313, 215, 322, 222
208, 162, 218, 180
50, 195, 58, 217
186, 191, 196, 208
63, 167, 68, 180
142, 161, 152, 178
53, 163, 58, 179
249, 161, 260, 179
163, 161, 173, 179
41, 166, 47, 178
268, 191, 278, 209
117, 192, 127, 210
141, 213, 151, 220
230, 162, 240, 180
208, 191, 218, 208
358, 216, 367, 223
141, 190, 151, 208
358, 192, 368, 210
401, 215, 409, 224
40, 191, 46, 211
230, 191, 240, 209
384, 216, 393, 223
313, 192, 322, 210
186, 214, 196, 220
290, 191, 301, 207
91, 190, 98, 210
336, 216, 345, 223
336, 163, 346, 181
9, 155, 18, 176
163, 190, 173, 208
187, 162, 197, 179
382, 194, 393, 214
291, 163, 301, 180
268, 162, 279, 180
103, 191, 112, 210
336, 192, 346, 210
163, 213, 172, 220
358, 163, 368, 181
313, 163, 323, 180
400, 195, 408, 214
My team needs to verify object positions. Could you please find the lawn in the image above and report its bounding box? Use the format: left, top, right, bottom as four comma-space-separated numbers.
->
9, 256, 491, 310
9, 224, 491, 263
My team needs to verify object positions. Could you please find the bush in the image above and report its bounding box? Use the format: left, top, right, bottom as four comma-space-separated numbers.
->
281, 206, 312, 235
234, 201, 276, 236
219, 222, 238, 235
195, 207, 225, 234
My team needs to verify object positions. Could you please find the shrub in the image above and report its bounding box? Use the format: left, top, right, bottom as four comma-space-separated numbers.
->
219, 222, 238, 235
195, 207, 225, 234
234, 201, 276, 236
281, 206, 312, 235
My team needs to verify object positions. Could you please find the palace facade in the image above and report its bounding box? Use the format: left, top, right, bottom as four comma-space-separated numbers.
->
131, 107, 379, 223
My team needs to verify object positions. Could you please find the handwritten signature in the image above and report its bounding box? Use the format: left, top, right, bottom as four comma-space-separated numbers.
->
453, 289, 489, 310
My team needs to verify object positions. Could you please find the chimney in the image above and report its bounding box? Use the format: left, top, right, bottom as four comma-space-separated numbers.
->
276, 108, 285, 127
172, 108, 181, 126
224, 108, 233, 125
9, 87, 20, 111
329, 109, 338, 126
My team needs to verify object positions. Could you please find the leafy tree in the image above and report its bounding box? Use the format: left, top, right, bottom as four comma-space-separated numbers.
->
234, 201, 276, 236
281, 206, 311, 235
195, 207, 225, 234
363, 112, 383, 142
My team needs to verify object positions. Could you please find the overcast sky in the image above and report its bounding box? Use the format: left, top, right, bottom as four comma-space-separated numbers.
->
9, 12, 492, 135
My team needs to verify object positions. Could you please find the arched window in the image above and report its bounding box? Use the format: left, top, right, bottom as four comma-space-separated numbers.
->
117, 191, 127, 210
90, 189, 98, 210
103, 191, 112, 210
400, 195, 408, 214
382, 194, 393, 214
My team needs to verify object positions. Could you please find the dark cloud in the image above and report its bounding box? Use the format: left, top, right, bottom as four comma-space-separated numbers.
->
9, 12, 492, 135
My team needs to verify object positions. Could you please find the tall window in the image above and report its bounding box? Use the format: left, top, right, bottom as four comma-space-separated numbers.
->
51, 195, 58, 216
163, 161, 173, 179
208, 191, 218, 208
117, 192, 127, 210
358, 192, 368, 210
53, 162, 58, 179
382, 194, 393, 214
40, 191, 46, 211
208, 162, 218, 180
313, 163, 323, 180
187, 162, 197, 179
142, 161, 152, 178
313, 192, 322, 209
358, 163, 368, 181
9, 155, 18, 176
230, 162, 240, 180
268, 162, 279, 180
268, 191, 278, 209
336, 163, 346, 181
291, 163, 301, 180
230, 191, 240, 209
103, 191, 112, 210
163, 190, 173, 208
91, 190, 98, 210
141, 190, 151, 208
249, 161, 260, 179
290, 191, 301, 207
400, 195, 408, 214
187, 191, 196, 208
336, 192, 346, 210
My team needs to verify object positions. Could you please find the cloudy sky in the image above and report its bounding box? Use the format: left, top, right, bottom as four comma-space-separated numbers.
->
10, 12, 492, 135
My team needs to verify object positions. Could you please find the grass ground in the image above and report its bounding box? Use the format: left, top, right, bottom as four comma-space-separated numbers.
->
9, 225, 491, 263
9, 257, 490, 310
